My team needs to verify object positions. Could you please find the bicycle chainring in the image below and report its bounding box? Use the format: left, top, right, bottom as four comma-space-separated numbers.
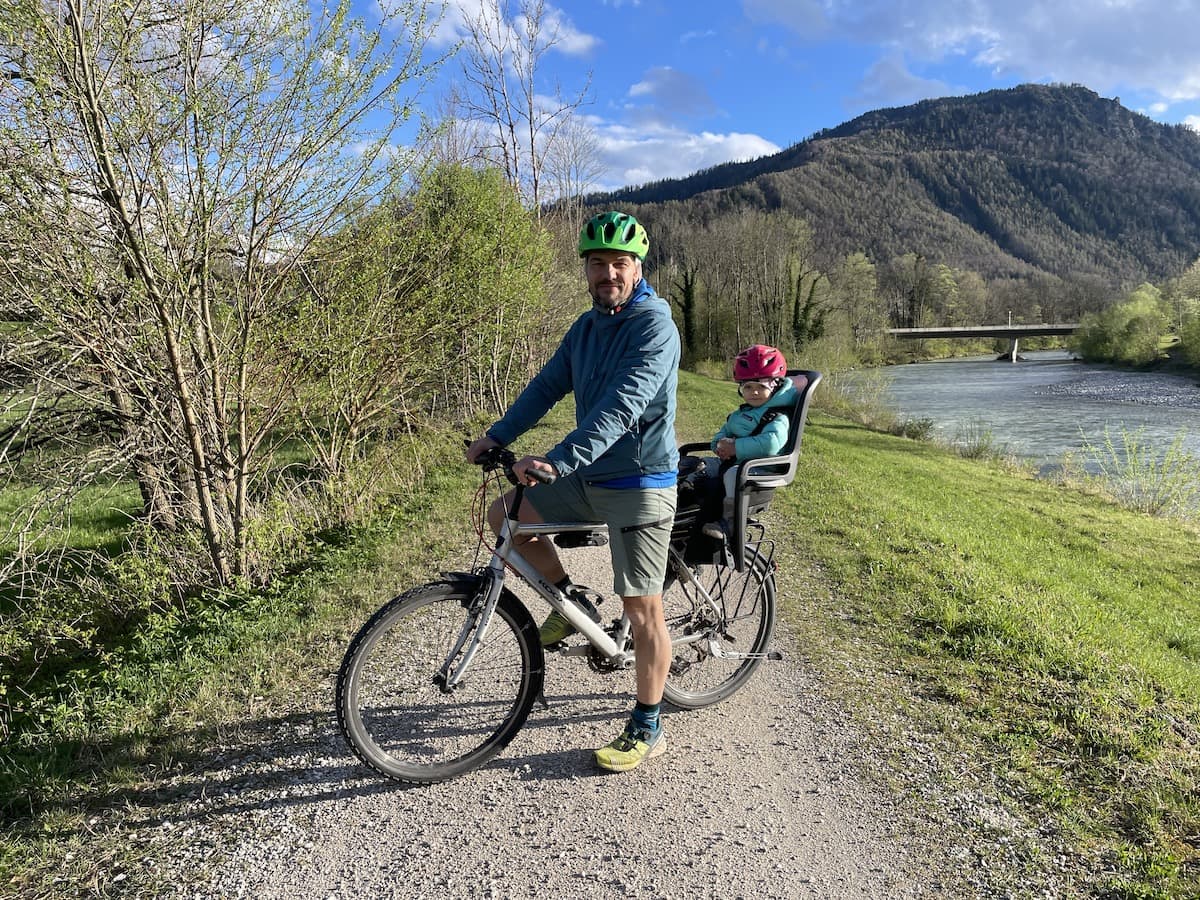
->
586, 622, 627, 673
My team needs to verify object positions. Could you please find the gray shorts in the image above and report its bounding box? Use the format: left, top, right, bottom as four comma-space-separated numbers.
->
527, 477, 677, 597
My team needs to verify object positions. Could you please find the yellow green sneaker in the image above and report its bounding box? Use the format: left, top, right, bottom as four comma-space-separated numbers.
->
538, 610, 576, 645
539, 588, 602, 646
594, 721, 667, 772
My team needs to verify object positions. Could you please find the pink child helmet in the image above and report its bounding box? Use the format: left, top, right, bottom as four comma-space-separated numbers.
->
733, 344, 787, 381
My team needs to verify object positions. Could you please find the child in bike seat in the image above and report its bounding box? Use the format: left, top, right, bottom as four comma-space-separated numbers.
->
700, 344, 796, 542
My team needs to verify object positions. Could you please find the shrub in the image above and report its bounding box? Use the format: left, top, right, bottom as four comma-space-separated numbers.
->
1179, 307, 1200, 366
896, 418, 935, 441
1082, 427, 1200, 518
953, 419, 1007, 460
1074, 284, 1169, 366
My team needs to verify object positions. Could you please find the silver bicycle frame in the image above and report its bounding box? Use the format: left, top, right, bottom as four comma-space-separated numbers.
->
440, 501, 768, 688
497, 519, 632, 664
502, 520, 757, 662
437, 516, 629, 690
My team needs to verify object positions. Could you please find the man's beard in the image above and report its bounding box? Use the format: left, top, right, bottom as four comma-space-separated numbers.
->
592, 290, 623, 310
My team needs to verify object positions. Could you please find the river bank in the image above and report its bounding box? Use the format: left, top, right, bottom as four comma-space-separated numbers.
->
842, 350, 1200, 473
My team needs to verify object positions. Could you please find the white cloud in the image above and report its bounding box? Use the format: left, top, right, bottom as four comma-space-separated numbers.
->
425, 0, 598, 55
583, 61, 783, 189
540, 6, 600, 55
1185, 115, 1200, 132
744, 0, 1200, 103
624, 67, 718, 127
593, 121, 780, 190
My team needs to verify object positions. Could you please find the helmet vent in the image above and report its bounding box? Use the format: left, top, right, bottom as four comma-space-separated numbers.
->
577, 211, 649, 259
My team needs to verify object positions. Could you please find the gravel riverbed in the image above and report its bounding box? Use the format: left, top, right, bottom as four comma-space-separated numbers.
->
101, 547, 1076, 899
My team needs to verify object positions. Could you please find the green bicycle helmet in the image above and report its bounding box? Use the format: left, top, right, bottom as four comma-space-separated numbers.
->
578, 211, 649, 259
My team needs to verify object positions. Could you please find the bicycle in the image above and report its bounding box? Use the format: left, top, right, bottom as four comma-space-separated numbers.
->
334, 447, 784, 784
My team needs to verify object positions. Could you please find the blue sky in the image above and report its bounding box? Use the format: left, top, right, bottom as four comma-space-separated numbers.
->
394, 0, 1200, 192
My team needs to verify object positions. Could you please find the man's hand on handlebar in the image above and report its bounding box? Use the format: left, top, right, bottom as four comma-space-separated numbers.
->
513, 456, 557, 486
465, 435, 499, 464
466, 437, 557, 486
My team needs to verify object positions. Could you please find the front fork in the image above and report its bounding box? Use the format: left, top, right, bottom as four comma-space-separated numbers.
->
435, 567, 504, 692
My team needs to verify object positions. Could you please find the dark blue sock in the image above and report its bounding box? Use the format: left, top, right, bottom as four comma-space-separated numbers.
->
632, 701, 660, 734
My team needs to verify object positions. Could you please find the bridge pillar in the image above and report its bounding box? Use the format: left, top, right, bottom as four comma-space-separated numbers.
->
1004, 337, 1019, 362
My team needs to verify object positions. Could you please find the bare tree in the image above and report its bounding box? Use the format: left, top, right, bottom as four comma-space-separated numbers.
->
422, 84, 490, 168
455, 0, 591, 211
543, 113, 604, 214
0, 0, 437, 584
690, 209, 824, 356
827, 252, 885, 352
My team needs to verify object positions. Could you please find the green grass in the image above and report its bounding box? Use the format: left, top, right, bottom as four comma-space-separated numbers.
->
0, 479, 140, 556
775, 411, 1200, 898
3, 371, 1200, 898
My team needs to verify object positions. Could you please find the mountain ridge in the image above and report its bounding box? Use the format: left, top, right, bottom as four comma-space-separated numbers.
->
588, 84, 1200, 285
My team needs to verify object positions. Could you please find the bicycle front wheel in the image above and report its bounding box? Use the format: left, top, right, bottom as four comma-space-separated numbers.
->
661, 547, 776, 709
336, 580, 543, 784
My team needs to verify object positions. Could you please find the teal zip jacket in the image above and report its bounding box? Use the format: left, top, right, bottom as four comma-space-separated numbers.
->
487, 279, 680, 482
710, 376, 796, 460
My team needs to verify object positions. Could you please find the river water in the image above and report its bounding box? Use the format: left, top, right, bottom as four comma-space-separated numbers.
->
849, 350, 1200, 470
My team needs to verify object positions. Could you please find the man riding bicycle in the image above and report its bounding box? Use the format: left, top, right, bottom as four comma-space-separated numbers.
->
466, 211, 680, 773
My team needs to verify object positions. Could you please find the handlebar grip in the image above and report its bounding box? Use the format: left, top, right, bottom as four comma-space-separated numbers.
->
527, 465, 556, 485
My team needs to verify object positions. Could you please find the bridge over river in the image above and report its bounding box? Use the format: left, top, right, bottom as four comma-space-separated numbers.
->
888, 324, 1079, 362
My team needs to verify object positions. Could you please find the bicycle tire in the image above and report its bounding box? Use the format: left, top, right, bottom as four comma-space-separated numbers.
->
336, 579, 543, 784
661, 546, 776, 709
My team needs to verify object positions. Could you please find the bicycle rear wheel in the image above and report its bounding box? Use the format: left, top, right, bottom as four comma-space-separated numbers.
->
336, 580, 542, 784
661, 547, 776, 709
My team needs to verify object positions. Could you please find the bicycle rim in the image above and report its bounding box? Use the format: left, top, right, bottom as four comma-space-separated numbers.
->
336, 581, 542, 783
661, 547, 776, 709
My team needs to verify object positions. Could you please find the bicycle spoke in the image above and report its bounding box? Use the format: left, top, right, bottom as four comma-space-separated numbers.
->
662, 546, 776, 709
337, 581, 541, 783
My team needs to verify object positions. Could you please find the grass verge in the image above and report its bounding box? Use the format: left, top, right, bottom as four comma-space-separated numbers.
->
774, 410, 1200, 899
1, 426, 501, 896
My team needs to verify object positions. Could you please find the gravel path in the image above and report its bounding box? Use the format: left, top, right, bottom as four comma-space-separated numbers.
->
147, 649, 924, 899
119, 547, 1069, 899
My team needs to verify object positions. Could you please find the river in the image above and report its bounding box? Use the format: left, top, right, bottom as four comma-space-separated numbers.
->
846, 350, 1200, 471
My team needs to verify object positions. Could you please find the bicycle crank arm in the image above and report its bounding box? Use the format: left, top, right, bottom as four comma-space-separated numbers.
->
556, 643, 636, 668
555, 645, 593, 657
708, 646, 784, 662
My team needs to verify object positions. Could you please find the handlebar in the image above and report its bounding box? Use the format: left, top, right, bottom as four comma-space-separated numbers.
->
470, 444, 557, 486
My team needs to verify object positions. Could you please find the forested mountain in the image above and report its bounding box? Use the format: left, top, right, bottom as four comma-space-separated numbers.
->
589, 84, 1200, 286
